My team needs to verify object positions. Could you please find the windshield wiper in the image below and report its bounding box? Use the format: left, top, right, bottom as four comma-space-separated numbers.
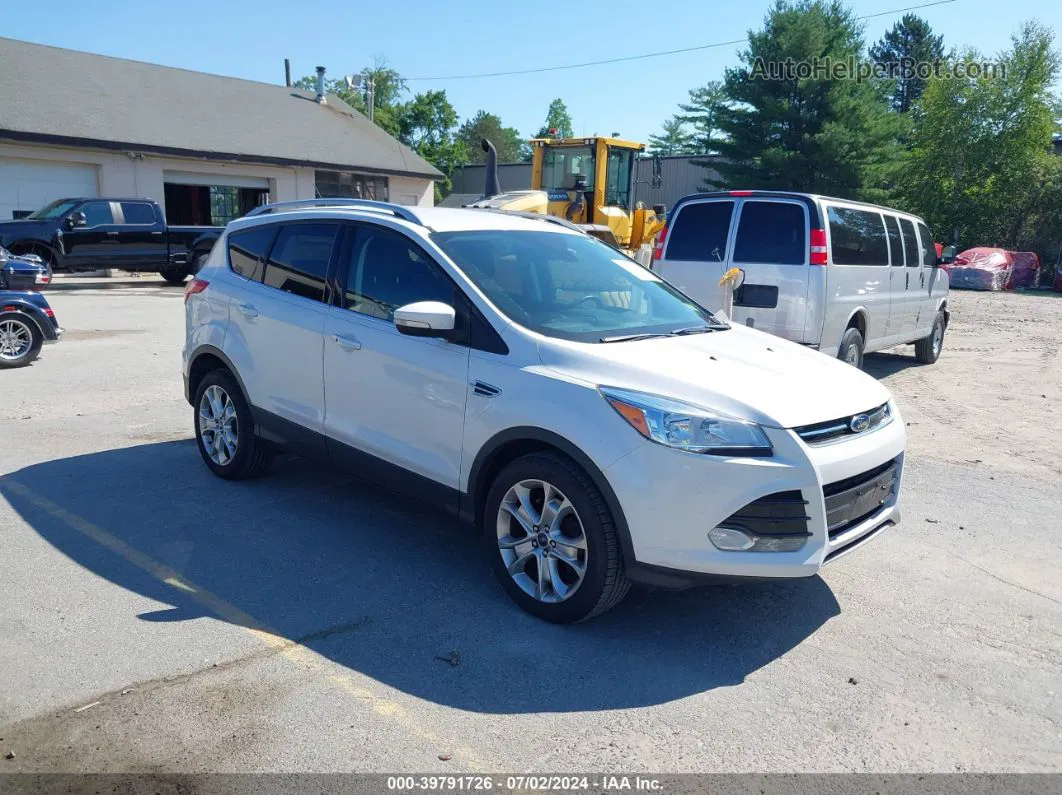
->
599, 332, 672, 343
669, 323, 729, 335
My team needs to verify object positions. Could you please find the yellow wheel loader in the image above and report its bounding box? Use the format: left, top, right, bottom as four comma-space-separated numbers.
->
467, 137, 666, 262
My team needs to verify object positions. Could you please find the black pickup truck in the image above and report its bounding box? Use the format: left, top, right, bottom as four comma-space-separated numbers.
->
0, 198, 222, 285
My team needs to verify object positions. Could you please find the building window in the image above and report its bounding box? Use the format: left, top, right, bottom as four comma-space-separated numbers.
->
315, 170, 389, 202
210, 186, 241, 225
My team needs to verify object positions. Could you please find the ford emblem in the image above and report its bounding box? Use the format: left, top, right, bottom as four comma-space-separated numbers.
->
849, 413, 871, 433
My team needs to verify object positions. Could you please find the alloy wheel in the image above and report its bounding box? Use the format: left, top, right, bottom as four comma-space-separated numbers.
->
0, 319, 33, 361
496, 479, 588, 603
198, 384, 238, 466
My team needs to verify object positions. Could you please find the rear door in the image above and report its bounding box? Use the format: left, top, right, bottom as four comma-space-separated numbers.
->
653, 199, 735, 310
728, 199, 810, 341
823, 205, 891, 351
223, 221, 338, 453
883, 214, 908, 337
115, 200, 167, 269
913, 220, 943, 335
897, 216, 924, 336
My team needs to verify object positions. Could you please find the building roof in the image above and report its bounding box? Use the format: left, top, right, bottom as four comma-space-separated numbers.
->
0, 37, 442, 180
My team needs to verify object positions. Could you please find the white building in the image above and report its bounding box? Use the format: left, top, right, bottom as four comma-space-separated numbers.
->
0, 38, 440, 223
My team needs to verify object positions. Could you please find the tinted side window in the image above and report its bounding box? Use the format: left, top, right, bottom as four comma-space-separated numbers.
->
899, 218, 920, 267
665, 201, 734, 262
733, 201, 806, 265
885, 215, 904, 266
263, 223, 338, 302
827, 207, 888, 266
120, 202, 156, 225
344, 227, 453, 321
228, 225, 277, 281
81, 201, 114, 226
916, 222, 936, 267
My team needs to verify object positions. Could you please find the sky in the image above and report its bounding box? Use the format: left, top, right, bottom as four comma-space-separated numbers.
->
3, 0, 1059, 148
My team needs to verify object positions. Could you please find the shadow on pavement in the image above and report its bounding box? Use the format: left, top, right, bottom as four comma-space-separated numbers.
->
1, 441, 839, 714
47, 278, 184, 291
863, 350, 924, 379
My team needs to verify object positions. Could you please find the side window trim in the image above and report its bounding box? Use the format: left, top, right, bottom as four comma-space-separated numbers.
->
261, 220, 342, 304
732, 198, 809, 266
824, 203, 890, 267
664, 198, 737, 262
77, 200, 117, 229
885, 214, 905, 267
898, 217, 920, 268
915, 222, 935, 268
117, 201, 159, 226
226, 222, 280, 282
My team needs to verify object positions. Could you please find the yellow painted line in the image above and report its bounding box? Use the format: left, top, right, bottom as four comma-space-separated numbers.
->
2, 479, 485, 769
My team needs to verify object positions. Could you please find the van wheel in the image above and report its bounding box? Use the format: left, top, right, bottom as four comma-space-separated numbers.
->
193, 369, 274, 479
915, 312, 945, 364
838, 327, 864, 369
484, 452, 630, 623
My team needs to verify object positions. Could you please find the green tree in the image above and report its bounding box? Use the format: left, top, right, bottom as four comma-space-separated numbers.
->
870, 14, 945, 113
648, 115, 694, 156
294, 59, 406, 137
709, 0, 902, 201
679, 81, 727, 154
535, 98, 574, 138
397, 90, 467, 196
900, 22, 1062, 253
456, 110, 525, 163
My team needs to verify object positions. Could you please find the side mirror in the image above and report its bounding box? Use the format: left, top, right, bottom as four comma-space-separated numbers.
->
66, 211, 87, 229
394, 301, 456, 338
651, 155, 663, 189
940, 245, 957, 265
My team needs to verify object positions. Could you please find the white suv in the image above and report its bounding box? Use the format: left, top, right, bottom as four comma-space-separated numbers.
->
183, 199, 906, 623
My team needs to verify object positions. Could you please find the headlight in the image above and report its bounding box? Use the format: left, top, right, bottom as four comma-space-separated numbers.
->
600, 387, 772, 456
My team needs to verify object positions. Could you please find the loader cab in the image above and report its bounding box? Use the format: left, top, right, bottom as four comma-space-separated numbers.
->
531, 136, 641, 226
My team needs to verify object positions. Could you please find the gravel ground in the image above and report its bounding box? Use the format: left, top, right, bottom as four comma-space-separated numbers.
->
0, 278, 1059, 775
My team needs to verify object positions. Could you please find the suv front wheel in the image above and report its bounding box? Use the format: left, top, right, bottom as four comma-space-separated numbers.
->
484, 452, 630, 622
194, 369, 274, 479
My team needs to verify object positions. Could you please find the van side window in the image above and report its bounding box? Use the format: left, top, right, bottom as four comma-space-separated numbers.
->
899, 218, 920, 267
228, 225, 278, 281
733, 201, 806, 265
916, 222, 936, 267
827, 207, 888, 266
263, 223, 339, 303
885, 215, 904, 266
665, 201, 734, 262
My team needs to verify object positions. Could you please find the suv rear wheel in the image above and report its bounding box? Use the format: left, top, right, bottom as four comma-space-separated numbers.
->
193, 369, 274, 479
484, 452, 630, 622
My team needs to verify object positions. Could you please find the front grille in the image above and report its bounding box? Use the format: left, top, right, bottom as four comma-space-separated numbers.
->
796, 403, 891, 445
721, 490, 810, 537
823, 458, 899, 539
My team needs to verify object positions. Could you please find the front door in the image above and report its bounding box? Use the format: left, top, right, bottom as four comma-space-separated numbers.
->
323, 223, 469, 500
883, 214, 908, 338
898, 218, 925, 336
60, 200, 119, 269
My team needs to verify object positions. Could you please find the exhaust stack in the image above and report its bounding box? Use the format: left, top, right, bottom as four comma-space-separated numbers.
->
315, 66, 327, 104
481, 139, 501, 199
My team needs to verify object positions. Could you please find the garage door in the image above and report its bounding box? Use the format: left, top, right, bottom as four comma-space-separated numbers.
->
0, 158, 100, 220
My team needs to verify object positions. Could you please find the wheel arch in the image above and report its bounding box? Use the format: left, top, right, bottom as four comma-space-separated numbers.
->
7, 240, 58, 266
845, 308, 868, 338
463, 427, 636, 566
186, 345, 252, 413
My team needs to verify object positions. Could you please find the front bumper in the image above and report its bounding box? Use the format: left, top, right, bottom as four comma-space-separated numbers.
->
604, 403, 906, 585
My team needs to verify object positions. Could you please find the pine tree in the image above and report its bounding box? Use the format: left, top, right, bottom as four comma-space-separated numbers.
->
535, 99, 574, 138
679, 81, 727, 154
710, 0, 902, 201
870, 14, 945, 113
648, 116, 693, 156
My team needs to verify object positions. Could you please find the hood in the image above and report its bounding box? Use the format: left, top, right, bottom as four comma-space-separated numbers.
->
0, 219, 51, 230
537, 324, 892, 429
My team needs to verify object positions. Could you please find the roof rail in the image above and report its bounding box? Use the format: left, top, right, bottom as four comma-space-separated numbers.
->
472, 208, 585, 234
245, 198, 424, 225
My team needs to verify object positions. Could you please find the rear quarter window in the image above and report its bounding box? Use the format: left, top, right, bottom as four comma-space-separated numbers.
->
227, 225, 278, 281
733, 201, 806, 265
827, 207, 888, 266
916, 222, 936, 267
665, 200, 734, 262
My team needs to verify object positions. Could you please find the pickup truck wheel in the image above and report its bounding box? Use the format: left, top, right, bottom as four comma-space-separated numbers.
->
0, 314, 43, 369
159, 267, 189, 286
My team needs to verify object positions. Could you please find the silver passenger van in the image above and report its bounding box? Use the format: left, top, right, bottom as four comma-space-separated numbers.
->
652, 190, 950, 367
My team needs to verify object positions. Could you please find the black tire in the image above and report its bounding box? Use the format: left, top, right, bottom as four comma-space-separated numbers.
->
0, 313, 44, 369
837, 327, 865, 369
483, 451, 630, 623
193, 369, 274, 479
159, 267, 189, 286
915, 311, 946, 364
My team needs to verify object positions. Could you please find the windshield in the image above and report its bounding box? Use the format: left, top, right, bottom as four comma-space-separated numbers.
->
433, 230, 721, 343
540, 146, 595, 191
27, 199, 80, 220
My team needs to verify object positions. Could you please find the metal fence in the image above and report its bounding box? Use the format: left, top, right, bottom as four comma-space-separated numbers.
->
447, 155, 725, 211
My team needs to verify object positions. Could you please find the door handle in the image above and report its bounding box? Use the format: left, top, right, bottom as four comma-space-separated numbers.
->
920, 272, 925, 287
906, 272, 910, 288
107, 231, 120, 237
236, 302, 259, 318
332, 333, 362, 351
